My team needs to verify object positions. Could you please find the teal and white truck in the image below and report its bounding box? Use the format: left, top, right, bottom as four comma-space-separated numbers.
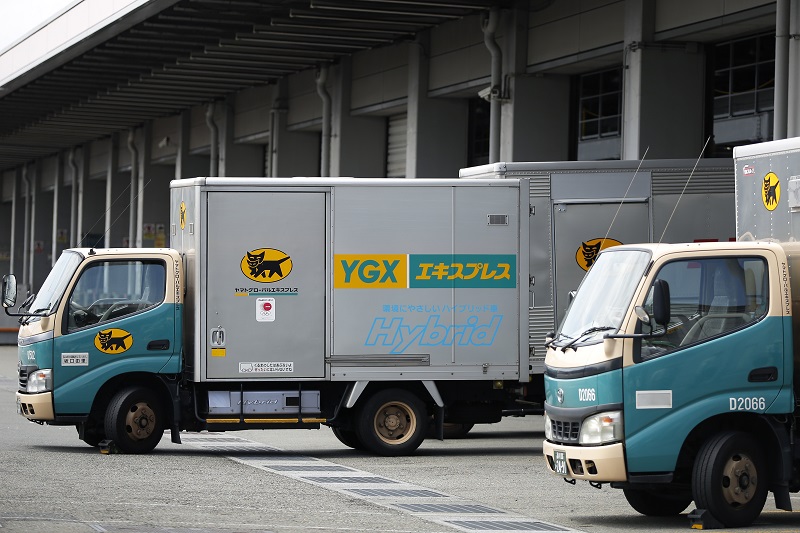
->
2, 160, 734, 457
542, 137, 800, 527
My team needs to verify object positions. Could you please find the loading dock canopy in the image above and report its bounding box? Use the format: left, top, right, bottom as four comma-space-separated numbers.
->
0, 0, 508, 170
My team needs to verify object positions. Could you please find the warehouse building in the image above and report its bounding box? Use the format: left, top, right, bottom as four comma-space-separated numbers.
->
0, 0, 792, 292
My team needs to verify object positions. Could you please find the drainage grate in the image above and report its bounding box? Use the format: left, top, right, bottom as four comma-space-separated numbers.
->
346, 488, 447, 498
446, 521, 570, 531
199, 445, 276, 454
301, 476, 398, 484
396, 503, 501, 514
180, 437, 248, 443
266, 465, 354, 472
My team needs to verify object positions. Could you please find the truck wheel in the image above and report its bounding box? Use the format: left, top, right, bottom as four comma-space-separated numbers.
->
692, 431, 768, 528
76, 421, 105, 447
331, 427, 365, 450
443, 423, 474, 439
104, 386, 164, 454
623, 488, 692, 516
356, 389, 426, 456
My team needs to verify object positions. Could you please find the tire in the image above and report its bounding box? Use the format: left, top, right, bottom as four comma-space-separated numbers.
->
692, 431, 768, 528
76, 421, 105, 447
356, 389, 426, 456
331, 427, 365, 450
623, 488, 692, 516
104, 386, 164, 454
443, 423, 474, 439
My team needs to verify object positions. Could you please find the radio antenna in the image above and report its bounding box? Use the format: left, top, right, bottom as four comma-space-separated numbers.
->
603, 146, 649, 246
658, 136, 711, 244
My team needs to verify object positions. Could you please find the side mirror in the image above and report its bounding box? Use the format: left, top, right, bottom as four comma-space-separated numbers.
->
567, 290, 577, 304
651, 279, 671, 326
2, 274, 17, 308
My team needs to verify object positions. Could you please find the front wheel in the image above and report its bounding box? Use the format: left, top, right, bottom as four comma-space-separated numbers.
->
104, 386, 165, 454
356, 389, 426, 456
623, 488, 692, 516
692, 431, 768, 528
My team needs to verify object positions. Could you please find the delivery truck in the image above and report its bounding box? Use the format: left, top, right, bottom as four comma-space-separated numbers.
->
5, 159, 734, 456
541, 137, 800, 528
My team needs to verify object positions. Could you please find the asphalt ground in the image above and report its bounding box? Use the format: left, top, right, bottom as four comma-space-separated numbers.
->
2, 344, 800, 533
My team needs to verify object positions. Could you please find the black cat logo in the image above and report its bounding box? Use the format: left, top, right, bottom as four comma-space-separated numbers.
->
94, 328, 133, 354
581, 241, 602, 269
762, 173, 780, 211
241, 248, 293, 283
575, 238, 623, 271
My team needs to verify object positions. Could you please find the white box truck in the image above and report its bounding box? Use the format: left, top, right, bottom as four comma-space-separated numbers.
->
5, 160, 734, 455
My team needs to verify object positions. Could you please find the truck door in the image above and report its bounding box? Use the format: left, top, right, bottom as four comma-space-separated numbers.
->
205, 191, 326, 380
553, 201, 649, 323
53, 257, 176, 414
623, 254, 783, 473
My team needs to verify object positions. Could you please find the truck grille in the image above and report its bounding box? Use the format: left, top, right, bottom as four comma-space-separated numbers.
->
549, 418, 580, 443
18, 364, 36, 392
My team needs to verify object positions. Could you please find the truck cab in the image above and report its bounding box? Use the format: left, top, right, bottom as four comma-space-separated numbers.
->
542, 240, 797, 528
7, 248, 182, 451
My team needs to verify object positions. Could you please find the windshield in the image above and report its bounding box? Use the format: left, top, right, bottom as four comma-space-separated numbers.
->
555, 249, 651, 347
26, 251, 83, 317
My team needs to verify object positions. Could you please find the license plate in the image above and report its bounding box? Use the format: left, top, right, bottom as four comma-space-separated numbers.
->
16, 396, 22, 415
553, 449, 569, 476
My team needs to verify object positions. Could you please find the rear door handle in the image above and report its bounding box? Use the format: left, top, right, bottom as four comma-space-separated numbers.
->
147, 339, 170, 351
748, 366, 778, 382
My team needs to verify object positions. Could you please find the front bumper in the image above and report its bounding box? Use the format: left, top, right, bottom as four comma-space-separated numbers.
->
16, 391, 55, 421
543, 440, 627, 482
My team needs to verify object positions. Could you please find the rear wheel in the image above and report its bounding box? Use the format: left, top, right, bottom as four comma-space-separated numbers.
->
443, 423, 474, 439
692, 431, 768, 528
331, 427, 365, 450
356, 389, 426, 456
104, 386, 164, 454
623, 488, 692, 516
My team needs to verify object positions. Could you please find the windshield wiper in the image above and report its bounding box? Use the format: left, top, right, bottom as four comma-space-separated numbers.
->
544, 332, 569, 349
560, 326, 616, 352
19, 301, 53, 325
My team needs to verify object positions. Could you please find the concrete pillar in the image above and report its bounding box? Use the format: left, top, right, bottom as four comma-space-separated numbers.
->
775, 0, 790, 140
137, 122, 172, 248
32, 161, 55, 286
104, 134, 119, 248
0, 173, 12, 276
330, 58, 386, 177
219, 95, 263, 177
176, 110, 207, 179
271, 78, 320, 177
54, 153, 72, 260
621, 0, 704, 159
406, 32, 468, 178
788, 0, 800, 137
50, 154, 61, 266
500, 5, 569, 162
76, 144, 88, 246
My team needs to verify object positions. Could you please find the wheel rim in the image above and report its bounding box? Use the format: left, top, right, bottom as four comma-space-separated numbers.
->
125, 401, 156, 441
720, 451, 758, 507
373, 400, 416, 445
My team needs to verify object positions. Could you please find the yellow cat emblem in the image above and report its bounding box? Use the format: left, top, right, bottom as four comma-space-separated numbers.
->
94, 328, 133, 354
576, 238, 622, 271
241, 248, 293, 283
179, 201, 187, 230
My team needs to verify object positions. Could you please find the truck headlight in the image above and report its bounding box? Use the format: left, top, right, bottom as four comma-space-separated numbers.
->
543, 412, 553, 441
26, 369, 53, 393
579, 410, 623, 445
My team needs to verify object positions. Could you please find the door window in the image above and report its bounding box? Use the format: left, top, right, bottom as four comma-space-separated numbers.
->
65, 260, 166, 333
639, 257, 767, 360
